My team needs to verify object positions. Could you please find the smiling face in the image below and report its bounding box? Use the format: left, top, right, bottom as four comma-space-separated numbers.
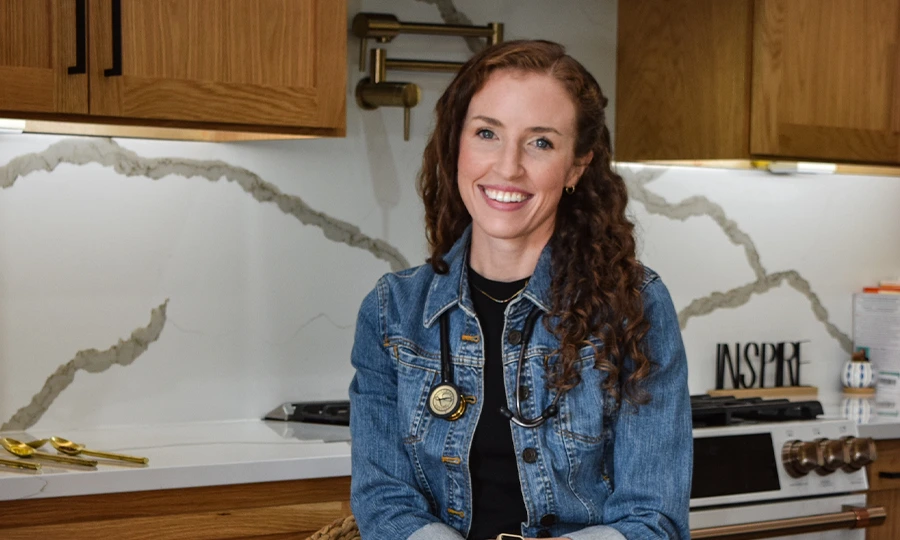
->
457, 69, 590, 263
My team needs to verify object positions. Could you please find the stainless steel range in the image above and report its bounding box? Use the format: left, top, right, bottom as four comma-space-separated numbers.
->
688, 395, 885, 539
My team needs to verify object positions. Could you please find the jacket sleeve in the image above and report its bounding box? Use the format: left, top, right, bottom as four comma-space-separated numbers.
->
349, 282, 465, 540
571, 276, 693, 539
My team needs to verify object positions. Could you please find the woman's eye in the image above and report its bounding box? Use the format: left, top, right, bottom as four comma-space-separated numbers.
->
476, 128, 495, 140
534, 137, 554, 150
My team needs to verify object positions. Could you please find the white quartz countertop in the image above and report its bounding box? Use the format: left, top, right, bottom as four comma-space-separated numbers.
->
0, 420, 351, 501
857, 418, 900, 440
8, 396, 900, 503
821, 394, 900, 440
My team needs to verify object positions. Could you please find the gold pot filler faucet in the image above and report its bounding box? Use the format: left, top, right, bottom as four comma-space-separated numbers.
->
352, 13, 503, 140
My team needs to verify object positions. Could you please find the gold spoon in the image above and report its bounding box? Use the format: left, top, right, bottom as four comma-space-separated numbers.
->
0, 457, 41, 471
50, 436, 149, 464
0, 437, 97, 467
25, 439, 48, 449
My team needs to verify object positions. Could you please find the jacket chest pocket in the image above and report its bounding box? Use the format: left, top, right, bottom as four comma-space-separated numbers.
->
559, 345, 615, 450
395, 345, 441, 442
556, 354, 610, 446
553, 349, 615, 491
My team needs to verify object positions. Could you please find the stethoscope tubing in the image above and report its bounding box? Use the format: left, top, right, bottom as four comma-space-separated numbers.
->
434, 306, 562, 428
440, 310, 453, 383
502, 307, 561, 428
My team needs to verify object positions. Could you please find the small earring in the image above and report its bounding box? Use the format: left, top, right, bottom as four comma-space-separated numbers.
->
564, 185, 575, 195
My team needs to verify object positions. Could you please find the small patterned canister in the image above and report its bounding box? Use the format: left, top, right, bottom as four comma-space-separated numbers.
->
842, 349, 875, 392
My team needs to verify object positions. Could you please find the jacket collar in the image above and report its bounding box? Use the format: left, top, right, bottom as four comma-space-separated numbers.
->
422, 225, 554, 328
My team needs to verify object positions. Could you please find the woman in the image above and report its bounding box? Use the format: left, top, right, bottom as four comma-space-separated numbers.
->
349, 40, 691, 540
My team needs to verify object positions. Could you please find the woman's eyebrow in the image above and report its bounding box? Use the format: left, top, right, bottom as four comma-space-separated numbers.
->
471, 115, 502, 126
529, 126, 563, 136
470, 115, 563, 136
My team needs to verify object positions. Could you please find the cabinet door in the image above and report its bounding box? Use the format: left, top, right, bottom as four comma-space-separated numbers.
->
867, 439, 900, 540
867, 489, 900, 540
87, 0, 345, 133
752, 0, 900, 164
0, 0, 88, 114
615, 0, 754, 162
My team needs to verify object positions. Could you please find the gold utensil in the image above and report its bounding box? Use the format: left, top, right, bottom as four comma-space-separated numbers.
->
25, 439, 48, 449
0, 457, 41, 471
50, 436, 149, 464
0, 437, 97, 467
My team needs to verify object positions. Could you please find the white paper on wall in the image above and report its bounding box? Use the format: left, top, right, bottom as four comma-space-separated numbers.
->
853, 293, 900, 394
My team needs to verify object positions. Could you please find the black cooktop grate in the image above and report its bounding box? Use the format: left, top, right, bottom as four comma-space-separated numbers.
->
690, 394, 824, 428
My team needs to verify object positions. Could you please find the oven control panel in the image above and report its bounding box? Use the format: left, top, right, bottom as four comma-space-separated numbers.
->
691, 418, 871, 509
782, 436, 877, 477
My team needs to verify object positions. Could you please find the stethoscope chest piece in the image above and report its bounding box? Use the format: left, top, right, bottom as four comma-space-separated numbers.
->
428, 382, 466, 420
430, 307, 560, 427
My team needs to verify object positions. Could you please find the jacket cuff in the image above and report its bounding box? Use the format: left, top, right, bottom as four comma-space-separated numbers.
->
564, 524, 628, 540
408, 522, 466, 540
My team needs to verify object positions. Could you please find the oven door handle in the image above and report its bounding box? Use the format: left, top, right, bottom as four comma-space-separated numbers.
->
690, 505, 886, 539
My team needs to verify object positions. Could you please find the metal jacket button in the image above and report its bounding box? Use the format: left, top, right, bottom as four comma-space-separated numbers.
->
508, 329, 523, 345
522, 447, 538, 463
540, 514, 557, 526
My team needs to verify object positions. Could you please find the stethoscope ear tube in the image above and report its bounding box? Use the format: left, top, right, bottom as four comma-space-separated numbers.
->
502, 308, 562, 428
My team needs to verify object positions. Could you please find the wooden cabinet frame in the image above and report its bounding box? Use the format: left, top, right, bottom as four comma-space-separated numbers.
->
0, 476, 351, 539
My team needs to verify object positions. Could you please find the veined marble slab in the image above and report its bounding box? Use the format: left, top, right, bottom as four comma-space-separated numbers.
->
0, 420, 351, 501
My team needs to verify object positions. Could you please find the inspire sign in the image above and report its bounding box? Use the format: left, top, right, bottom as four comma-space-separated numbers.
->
715, 341, 806, 390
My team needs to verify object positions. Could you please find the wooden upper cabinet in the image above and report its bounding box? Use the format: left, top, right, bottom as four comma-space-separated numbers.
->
615, 0, 753, 162
0, 0, 88, 115
752, 0, 900, 164
0, 0, 346, 139
616, 0, 900, 166
88, 0, 345, 133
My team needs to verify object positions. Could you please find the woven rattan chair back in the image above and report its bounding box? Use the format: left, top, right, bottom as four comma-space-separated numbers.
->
307, 514, 361, 540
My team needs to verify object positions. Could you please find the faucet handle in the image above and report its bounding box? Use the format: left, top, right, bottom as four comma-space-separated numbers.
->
355, 78, 421, 140
400, 84, 420, 140
403, 107, 411, 141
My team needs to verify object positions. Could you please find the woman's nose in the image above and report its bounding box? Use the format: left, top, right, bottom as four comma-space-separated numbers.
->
493, 143, 524, 179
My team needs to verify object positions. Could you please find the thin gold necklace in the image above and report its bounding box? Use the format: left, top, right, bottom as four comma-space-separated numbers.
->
472, 281, 529, 304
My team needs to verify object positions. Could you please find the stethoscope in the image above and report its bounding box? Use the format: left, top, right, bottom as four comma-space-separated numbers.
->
427, 307, 562, 428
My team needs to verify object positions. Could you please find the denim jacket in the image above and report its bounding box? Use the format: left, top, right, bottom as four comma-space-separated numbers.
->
350, 228, 692, 540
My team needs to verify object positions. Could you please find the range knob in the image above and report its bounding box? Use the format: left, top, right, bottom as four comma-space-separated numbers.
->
842, 436, 877, 471
782, 440, 824, 477
815, 438, 846, 474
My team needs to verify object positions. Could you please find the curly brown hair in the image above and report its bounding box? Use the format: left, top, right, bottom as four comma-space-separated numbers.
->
417, 40, 651, 406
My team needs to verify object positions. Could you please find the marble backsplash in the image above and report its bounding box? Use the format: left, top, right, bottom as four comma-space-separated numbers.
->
2, 0, 899, 432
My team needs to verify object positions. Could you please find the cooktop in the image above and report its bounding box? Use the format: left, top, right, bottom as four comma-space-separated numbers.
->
264, 400, 350, 426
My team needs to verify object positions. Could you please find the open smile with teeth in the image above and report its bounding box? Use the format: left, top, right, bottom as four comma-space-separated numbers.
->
482, 187, 531, 203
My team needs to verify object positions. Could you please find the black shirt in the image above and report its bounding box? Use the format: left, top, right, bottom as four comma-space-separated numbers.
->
467, 267, 530, 540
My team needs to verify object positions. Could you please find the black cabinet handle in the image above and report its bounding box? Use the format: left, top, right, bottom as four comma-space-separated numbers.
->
67, 0, 86, 74
878, 471, 900, 479
103, 0, 123, 77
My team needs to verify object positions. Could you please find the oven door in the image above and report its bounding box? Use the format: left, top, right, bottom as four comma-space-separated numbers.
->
690, 494, 886, 539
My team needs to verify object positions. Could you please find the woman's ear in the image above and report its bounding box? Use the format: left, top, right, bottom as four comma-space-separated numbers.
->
566, 151, 594, 189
